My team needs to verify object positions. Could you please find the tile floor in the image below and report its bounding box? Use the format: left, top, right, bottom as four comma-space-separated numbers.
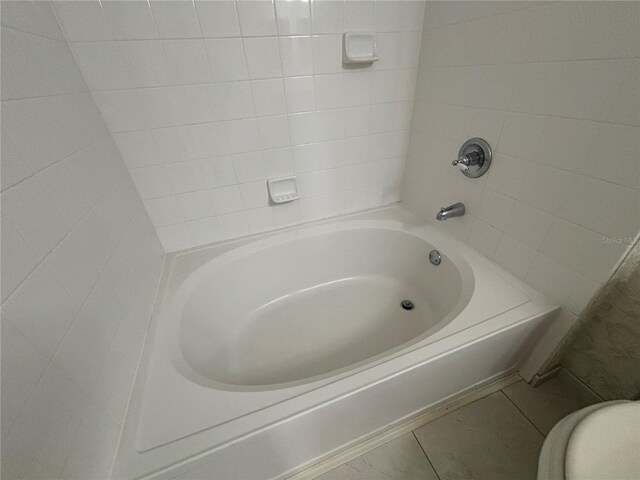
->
316, 369, 601, 480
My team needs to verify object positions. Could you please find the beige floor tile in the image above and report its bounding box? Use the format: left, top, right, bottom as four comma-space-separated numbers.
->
414, 392, 544, 480
502, 368, 601, 435
315, 433, 438, 480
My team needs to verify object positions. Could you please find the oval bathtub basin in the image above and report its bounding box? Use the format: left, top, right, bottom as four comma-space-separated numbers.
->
178, 227, 471, 387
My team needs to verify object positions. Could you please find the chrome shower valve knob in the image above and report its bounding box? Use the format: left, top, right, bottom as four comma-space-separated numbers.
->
452, 158, 470, 172
452, 151, 481, 168
452, 138, 492, 178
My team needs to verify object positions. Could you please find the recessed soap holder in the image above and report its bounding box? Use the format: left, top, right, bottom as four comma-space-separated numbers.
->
342, 32, 379, 65
267, 176, 299, 204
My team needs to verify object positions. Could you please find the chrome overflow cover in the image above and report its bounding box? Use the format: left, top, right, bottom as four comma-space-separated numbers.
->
452, 137, 492, 178
429, 250, 442, 265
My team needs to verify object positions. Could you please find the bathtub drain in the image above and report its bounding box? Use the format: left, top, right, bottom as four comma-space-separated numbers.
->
401, 299, 415, 311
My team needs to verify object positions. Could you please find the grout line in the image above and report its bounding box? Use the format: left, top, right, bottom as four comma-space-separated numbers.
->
36, 66, 420, 97
557, 366, 605, 402
422, 1, 555, 33
61, 221, 164, 476
500, 389, 547, 438
0, 23, 67, 42
62, 31, 426, 44
418, 56, 640, 68
191, 0, 227, 123
416, 98, 640, 129
270, 0, 287, 76
412, 431, 442, 480
5, 202, 138, 447
0, 328, 50, 441
82, 98, 415, 135
168, 2, 231, 194
126, 129, 407, 173
1, 89, 91, 103
1, 130, 112, 195
1, 136, 121, 304
48, 196, 140, 362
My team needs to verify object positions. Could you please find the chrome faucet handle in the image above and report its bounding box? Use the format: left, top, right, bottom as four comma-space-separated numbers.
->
453, 151, 481, 166
452, 156, 470, 172
452, 138, 492, 178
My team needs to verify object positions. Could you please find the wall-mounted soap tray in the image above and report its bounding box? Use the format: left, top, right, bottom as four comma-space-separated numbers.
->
342, 32, 379, 65
267, 176, 299, 204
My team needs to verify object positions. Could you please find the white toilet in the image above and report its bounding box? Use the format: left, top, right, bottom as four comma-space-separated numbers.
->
538, 400, 640, 480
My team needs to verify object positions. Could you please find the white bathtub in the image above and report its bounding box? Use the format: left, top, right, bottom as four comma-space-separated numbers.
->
114, 206, 557, 479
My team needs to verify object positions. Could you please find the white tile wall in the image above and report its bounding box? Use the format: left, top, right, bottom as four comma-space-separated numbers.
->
402, 1, 640, 374
12, 1, 636, 472
1, 2, 164, 479
53, 0, 426, 251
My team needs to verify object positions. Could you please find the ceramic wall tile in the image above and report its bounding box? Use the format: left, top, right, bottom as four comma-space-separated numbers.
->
55, 0, 425, 251
402, 1, 640, 376
195, 1, 241, 38
1, 3, 164, 478
150, 1, 201, 40
312, 0, 344, 34
236, 0, 278, 37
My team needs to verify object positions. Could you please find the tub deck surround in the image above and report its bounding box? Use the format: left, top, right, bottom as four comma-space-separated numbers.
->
113, 205, 557, 479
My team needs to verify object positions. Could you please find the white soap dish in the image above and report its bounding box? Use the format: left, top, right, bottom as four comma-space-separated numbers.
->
342, 32, 379, 65
267, 176, 299, 204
